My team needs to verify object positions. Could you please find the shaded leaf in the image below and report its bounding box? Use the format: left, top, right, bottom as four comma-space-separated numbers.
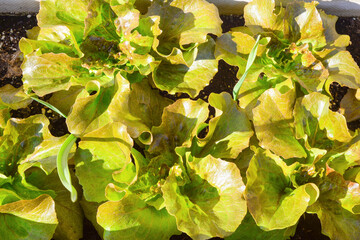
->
225, 212, 294, 240
148, 0, 222, 61
339, 89, 360, 122
21, 134, 76, 174
325, 51, 360, 90
294, 92, 353, 148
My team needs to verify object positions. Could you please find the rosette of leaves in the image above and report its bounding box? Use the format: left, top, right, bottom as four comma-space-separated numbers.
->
212, 1, 360, 237
215, 0, 360, 119
20, 0, 222, 98
0, 114, 83, 240
231, 89, 360, 240
73, 91, 253, 239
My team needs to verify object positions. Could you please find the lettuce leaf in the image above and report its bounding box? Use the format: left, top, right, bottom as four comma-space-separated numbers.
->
97, 194, 180, 240
252, 88, 306, 159
245, 148, 319, 230
108, 73, 173, 144
0, 195, 57, 240
191, 92, 253, 158
21, 0, 222, 99
307, 172, 360, 240
75, 122, 133, 202
225, 212, 295, 240
162, 154, 247, 240
148, 98, 209, 156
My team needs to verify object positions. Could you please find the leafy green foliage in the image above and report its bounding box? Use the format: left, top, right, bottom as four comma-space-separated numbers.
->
0, 0, 357, 239
0, 115, 83, 239
20, 0, 222, 98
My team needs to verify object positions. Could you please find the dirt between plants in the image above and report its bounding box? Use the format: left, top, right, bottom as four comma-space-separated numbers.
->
0, 13, 359, 240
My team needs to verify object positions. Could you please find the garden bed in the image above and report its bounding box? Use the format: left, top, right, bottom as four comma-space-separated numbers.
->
1, 1, 360, 240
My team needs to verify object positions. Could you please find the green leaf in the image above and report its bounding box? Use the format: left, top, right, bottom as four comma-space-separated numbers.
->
148, 0, 222, 62
66, 80, 114, 137
294, 92, 353, 148
25, 170, 83, 240
97, 194, 180, 240
56, 134, 78, 202
152, 38, 218, 98
20, 134, 76, 174
0, 188, 21, 206
79, 36, 120, 71
148, 98, 208, 155
233, 35, 261, 100
340, 181, 360, 214
191, 92, 253, 159
252, 88, 306, 159
244, 0, 287, 33
19, 25, 82, 57
225, 212, 294, 240
124, 151, 173, 208
84, 0, 118, 40
108, 73, 173, 144
325, 50, 360, 90
308, 172, 360, 240
21, 52, 83, 96
0, 194, 58, 240
75, 122, 133, 202
162, 155, 247, 239
0, 85, 32, 110
0, 115, 49, 176
37, 0, 88, 42
245, 148, 319, 230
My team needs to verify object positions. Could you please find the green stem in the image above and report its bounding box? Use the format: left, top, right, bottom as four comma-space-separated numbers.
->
31, 96, 67, 118
57, 134, 78, 202
233, 35, 261, 100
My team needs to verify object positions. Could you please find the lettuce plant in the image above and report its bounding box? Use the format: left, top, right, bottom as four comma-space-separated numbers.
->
216, 0, 360, 239
20, 0, 222, 98
216, 0, 359, 117
0, 0, 359, 239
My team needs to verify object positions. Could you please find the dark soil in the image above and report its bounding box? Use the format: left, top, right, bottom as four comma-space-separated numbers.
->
0, 13, 359, 240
